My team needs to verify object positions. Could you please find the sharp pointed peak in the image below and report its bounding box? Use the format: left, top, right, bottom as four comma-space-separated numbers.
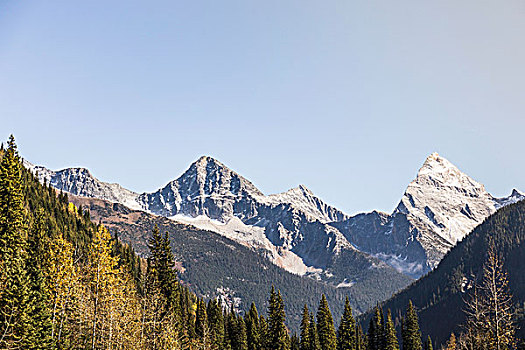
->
297, 184, 313, 193
422, 152, 451, 165
188, 155, 232, 172
281, 184, 313, 195
194, 155, 221, 164
417, 152, 459, 176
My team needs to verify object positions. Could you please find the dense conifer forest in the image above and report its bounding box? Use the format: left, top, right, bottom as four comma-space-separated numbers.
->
1, 135, 524, 349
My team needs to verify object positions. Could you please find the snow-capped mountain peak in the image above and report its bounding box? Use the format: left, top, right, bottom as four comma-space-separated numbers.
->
23, 153, 524, 280
393, 153, 505, 269
414, 153, 486, 193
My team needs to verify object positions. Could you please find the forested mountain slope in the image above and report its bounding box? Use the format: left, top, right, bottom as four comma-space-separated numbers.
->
361, 199, 525, 347
69, 194, 411, 329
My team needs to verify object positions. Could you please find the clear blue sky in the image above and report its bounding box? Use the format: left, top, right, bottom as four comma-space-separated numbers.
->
1, 0, 524, 215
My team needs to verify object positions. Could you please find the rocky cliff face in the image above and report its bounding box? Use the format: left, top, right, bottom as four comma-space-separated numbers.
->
24, 153, 524, 281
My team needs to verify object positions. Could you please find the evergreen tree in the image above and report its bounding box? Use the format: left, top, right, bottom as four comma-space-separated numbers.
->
143, 225, 184, 348
226, 307, 248, 350
246, 302, 261, 350
291, 334, 300, 350
384, 309, 399, 350
268, 286, 289, 350
0, 135, 31, 348
236, 316, 248, 350
402, 301, 422, 350
195, 298, 208, 339
424, 335, 433, 350
25, 210, 54, 349
259, 315, 269, 350
308, 313, 321, 350
337, 297, 356, 350
355, 325, 366, 350
207, 299, 225, 349
316, 294, 336, 350
300, 305, 311, 350
368, 305, 384, 350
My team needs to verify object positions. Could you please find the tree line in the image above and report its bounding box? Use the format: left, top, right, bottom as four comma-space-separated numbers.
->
0, 135, 522, 349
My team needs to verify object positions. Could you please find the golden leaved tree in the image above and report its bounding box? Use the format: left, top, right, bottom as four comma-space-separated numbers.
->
82, 225, 141, 350
461, 248, 515, 350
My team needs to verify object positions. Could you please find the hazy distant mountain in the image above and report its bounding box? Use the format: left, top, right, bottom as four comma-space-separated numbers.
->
24, 153, 524, 283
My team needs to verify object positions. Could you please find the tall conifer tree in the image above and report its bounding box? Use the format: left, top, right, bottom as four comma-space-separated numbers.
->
195, 298, 208, 339
25, 210, 54, 349
246, 302, 261, 350
207, 299, 225, 348
384, 309, 399, 350
337, 297, 356, 350
0, 135, 30, 348
268, 286, 290, 350
308, 313, 321, 350
300, 305, 311, 350
356, 325, 366, 350
316, 294, 336, 350
368, 305, 384, 350
402, 301, 422, 350
424, 335, 433, 350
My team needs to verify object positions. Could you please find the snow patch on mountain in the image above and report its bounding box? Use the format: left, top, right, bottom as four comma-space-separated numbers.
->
169, 214, 313, 276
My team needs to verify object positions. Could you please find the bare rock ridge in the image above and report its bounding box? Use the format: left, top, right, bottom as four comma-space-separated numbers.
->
24, 154, 524, 282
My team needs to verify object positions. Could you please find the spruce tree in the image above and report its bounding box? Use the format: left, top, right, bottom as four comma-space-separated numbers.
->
316, 294, 336, 350
291, 334, 300, 350
195, 298, 208, 339
300, 305, 311, 350
0, 135, 31, 348
308, 313, 321, 350
246, 302, 261, 350
237, 316, 248, 350
368, 305, 384, 350
25, 210, 54, 349
424, 335, 433, 350
268, 286, 290, 350
402, 301, 422, 350
384, 309, 399, 350
259, 315, 269, 350
207, 299, 225, 348
356, 325, 366, 350
337, 297, 356, 350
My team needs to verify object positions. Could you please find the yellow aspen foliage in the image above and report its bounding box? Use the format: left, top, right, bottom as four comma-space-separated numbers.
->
67, 202, 78, 215
83, 225, 142, 349
445, 333, 456, 350
46, 232, 80, 345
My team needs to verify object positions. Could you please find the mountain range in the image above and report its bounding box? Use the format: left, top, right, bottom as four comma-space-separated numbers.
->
25, 153, 523, 277
24, 153, 524, 318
